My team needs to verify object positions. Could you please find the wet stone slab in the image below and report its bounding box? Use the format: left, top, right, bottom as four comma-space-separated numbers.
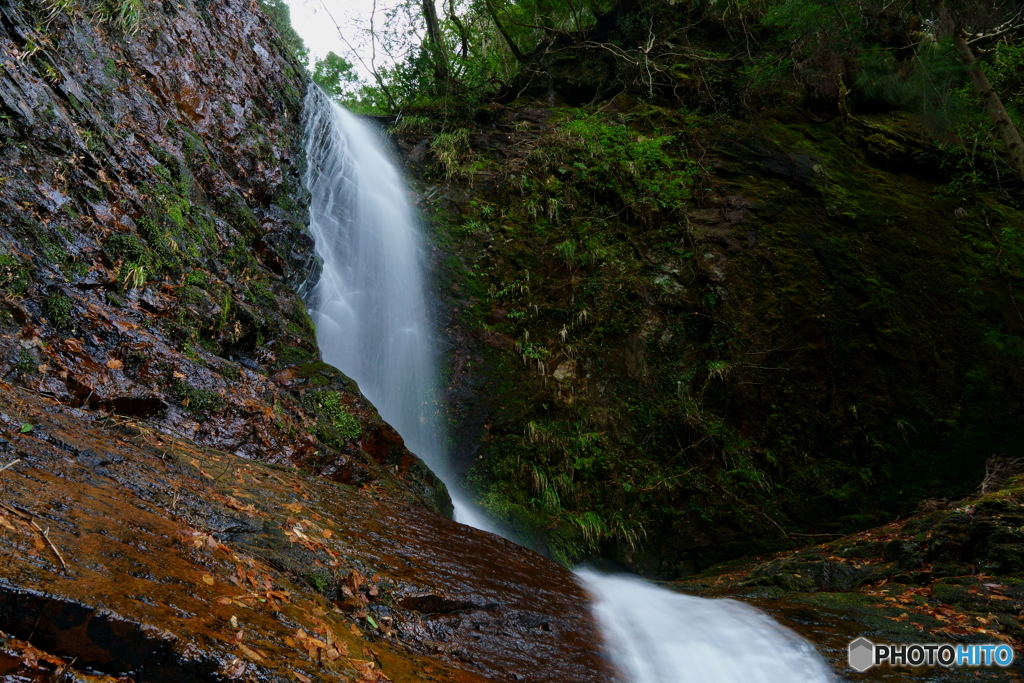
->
0, 383, 614, 683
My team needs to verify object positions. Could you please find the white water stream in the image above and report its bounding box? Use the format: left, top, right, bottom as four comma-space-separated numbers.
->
301, 87, 836, 683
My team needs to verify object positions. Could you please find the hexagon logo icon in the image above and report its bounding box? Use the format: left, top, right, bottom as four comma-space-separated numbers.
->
848, 637, 875, 672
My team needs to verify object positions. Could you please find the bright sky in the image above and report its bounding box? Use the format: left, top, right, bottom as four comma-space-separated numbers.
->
283, 0, 409, 80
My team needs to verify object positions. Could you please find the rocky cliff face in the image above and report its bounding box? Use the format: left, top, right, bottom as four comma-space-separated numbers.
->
0, 0, 446, 511
0, 1, 623, 680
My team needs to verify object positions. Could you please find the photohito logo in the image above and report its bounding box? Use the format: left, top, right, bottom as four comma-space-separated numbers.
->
848, 638, 1015, 672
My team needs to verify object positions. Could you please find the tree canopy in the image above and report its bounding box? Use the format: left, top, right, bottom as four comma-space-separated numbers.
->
309, 0, 1024, 179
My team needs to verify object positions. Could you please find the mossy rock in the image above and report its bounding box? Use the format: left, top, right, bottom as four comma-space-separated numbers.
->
302, 389, 361, 449
0, 254, 31, 295
173, 381, 224, 416
740, 555, 879, 593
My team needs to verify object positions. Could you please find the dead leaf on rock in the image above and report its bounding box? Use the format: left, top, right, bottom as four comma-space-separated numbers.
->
237, 643, 264, 661
223, 657, 247, 680
0, 511, 18, 533
107, 359, 123, 369
224, 496, 260, 515
352, 659, 392, 682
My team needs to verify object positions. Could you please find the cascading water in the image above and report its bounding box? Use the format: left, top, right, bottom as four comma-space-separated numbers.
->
579, 570, 834, 682
302, 86, 494, 532
301, 86, 835, 683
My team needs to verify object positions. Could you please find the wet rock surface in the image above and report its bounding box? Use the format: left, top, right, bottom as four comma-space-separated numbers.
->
0, 0, 446, 511
671, 480, 1024, 681
0, 383, 614, 682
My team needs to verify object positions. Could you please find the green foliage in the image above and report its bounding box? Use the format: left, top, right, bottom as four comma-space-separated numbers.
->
302, 390, 361, 448
312, 52, 359, 100
257, 0, 308, 65
857, 39, 969, 133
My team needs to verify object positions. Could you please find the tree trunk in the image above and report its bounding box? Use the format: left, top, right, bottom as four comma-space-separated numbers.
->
953, 31, 1024, 182
421, 0, 450, 81
484, 0, 528, 64
447, 0, 470, 58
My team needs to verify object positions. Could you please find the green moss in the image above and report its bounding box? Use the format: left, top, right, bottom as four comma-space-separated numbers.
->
173, 381, 224, 415
0, 255, 30, 295
219, 364, 241, 381
301, 390, 361, 448
13, 348, 37, 374
276, 345, 314, 367
303, 568, 333, 595
43, 291, 72, 328
178, 285, 206, 305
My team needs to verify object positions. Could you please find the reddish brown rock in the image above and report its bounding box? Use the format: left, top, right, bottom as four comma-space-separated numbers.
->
0, 383, 614, 682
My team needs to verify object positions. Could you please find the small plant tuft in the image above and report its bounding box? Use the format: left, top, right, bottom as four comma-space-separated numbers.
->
98, 0, 142, 34
44, 291, 72, 328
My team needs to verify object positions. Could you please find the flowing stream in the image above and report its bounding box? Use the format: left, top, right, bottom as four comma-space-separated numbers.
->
301, 87, 836, 683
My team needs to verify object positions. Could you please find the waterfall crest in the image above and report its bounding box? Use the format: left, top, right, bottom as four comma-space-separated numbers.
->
301, 87, 834, 683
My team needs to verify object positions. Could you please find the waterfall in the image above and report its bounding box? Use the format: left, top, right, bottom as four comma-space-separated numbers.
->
302, 87, 495, 533
303, 88, 442, 474
301, 87, 835, 683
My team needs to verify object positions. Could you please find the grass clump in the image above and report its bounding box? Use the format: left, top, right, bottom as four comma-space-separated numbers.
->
98, 0, 142, 34
393, 115, 432, 136
431, 129, 471, 179
105, 234, 152, 290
